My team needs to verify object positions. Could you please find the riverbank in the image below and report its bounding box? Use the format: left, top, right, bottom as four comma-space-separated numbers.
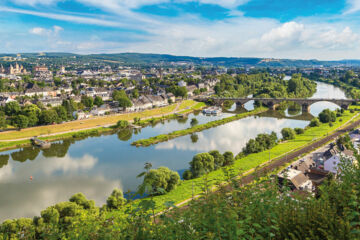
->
0, 100, 206, 152
137, 107, 360, 212
131, 107, 268, 147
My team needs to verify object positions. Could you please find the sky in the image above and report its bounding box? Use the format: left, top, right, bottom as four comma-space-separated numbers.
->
1, 0, 360, 60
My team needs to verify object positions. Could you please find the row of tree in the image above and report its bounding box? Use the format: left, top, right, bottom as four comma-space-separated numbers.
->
214, 73, 317, 99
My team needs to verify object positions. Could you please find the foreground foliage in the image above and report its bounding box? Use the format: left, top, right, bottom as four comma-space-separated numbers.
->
1, 158, 359, 239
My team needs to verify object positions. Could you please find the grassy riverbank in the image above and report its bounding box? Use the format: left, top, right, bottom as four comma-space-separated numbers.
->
0, 100, 205, 152
138, 108, 360, 212
0, 100, 201, 141
132, 107, 268, 147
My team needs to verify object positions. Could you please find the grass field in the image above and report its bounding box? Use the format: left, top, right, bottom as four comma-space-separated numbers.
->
141, 109, 360, 212
0, 100, 201, 141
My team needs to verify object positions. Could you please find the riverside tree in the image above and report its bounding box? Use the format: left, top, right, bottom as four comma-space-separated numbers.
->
281, 128, 296, 140
189, 152, 215, 178
138, 166, 180, 195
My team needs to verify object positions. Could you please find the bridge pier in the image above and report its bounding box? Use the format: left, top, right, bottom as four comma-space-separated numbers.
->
302, 104, 310, 113
341, 104, 349, 110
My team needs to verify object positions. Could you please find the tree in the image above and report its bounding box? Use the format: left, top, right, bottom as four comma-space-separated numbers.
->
319, 109, 336, 123
132, 89, 139, 99
40, 110, 58, 125
55, 106, 68, 122
190, 118, 198, 127
12, 115, 29, 129
281, 128, 296, 140
182, 169, 193, 180
81, 96, 94, 108
294, 128, 304, 134
189, 153, 215, 178
209, 150, 224, 169
0, 112, 7, 130
309, 118, 320, 127
69, 193, 95, 210
106, 189, 126, 210
5, 101, 20, 116
175, 86, 187, 98
223, 151, 234, 166
94, 96, 104, 107
116, 120, 129, 129
138, 166, 180, 195
113, 90, 132, 108
41, 207, 60, 224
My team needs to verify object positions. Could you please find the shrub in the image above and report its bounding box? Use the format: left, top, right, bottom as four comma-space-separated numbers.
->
281, 128, 296, 140
138, 167, 180, 195
294, 128, 304, 134
319, 109, 336, 123
189, 153, 215, 178
309, 118, 320, 127
182, 170, 193, 180
223, 151, 234, 166
209, 150, 224, 169
106, 189, 126, 210
116, 120, 129, 129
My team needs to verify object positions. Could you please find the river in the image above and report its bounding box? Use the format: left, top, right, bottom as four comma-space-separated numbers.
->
0, 81, 348, 222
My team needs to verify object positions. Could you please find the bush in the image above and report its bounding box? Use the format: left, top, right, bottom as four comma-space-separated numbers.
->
182, 170, 193, 180
281, 128, 296, 140
329, 122, 334, 127
223, 151, 234, 166
319, 109, 336, 123
189, 153, 215, 178
138, 167, 180, 195
294, 128, 304, 134
116, 120, 129, 129
209, 150, 224, 169
309, 118, 320, 127
243, 132, 278, 154
106, 189, 126, 210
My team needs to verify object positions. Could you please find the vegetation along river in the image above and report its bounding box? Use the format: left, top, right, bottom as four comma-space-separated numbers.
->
0, 81, 348, 221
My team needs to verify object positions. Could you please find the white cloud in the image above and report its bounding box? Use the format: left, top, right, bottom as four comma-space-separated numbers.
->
0, 6, 124, 27
11, 0, 59, 6
29, 25, 63, 37
344, 0, 360, 14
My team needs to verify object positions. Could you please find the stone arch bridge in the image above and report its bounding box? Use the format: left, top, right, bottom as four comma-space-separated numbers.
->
196, 97, 358, 112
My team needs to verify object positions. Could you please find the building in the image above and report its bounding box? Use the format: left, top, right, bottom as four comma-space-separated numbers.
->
34, 65, 49, 72
277, 168, 313, 192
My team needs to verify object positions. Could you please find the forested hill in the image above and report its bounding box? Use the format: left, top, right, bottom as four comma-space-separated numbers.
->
2, 52, 360, 67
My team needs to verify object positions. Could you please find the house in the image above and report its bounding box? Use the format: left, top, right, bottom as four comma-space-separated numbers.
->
37, 98, 63, 107
186, 85, 198, 97
90, 105, 111, 116
128, 95, 153, 112
146, 95, 167, 107
73, 110, 90, 120
324, 150, 356, 174
166, 93, 176, 103
277, 168, 313, 192
178, 80, 187, 87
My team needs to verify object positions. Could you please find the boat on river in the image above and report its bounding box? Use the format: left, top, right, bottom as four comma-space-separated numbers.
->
203, 107, 222, 115
31, 137, 51, 149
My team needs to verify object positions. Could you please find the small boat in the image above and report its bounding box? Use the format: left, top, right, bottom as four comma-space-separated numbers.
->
31, 137, 51, 149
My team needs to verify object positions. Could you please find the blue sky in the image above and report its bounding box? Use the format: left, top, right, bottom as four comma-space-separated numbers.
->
0, 0, 360, 59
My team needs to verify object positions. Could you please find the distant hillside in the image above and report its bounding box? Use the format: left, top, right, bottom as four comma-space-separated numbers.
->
1, 52, 360, 67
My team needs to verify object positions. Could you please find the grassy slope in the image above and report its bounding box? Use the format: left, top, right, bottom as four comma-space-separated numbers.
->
132, 107, 267, 146
140, 108, 359, 212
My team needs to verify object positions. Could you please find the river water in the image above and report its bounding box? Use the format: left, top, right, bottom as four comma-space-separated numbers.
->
0, 81, 348, 221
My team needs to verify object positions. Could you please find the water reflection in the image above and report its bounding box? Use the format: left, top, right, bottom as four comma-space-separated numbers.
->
156, 116, 308, 153
0, 80, 350, 222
